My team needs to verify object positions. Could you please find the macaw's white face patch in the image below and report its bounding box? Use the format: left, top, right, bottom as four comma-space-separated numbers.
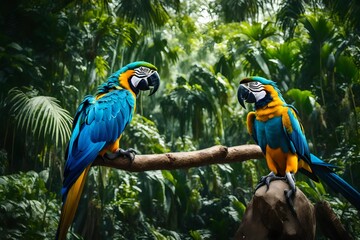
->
131, 67, 156, 87
130, 75, 142, 88
243, 82, 267, 101
253, 90, 267, 101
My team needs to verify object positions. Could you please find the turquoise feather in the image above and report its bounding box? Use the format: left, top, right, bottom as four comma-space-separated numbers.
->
62, 90, 134, 201
243, 76, 360, 210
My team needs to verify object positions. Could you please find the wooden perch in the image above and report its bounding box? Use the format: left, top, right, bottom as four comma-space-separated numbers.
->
234, 181, 354, 240
92, 144, 263, 172
92, 143, 353, 239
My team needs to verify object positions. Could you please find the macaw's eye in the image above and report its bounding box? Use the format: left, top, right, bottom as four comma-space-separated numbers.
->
248, 82, 263, 92
249, 82, 259, 87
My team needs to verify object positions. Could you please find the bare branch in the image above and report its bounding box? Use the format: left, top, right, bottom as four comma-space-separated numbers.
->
92, 144, 263, 172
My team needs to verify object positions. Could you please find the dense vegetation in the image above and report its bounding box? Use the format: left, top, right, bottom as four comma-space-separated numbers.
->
1, 0, 359, 239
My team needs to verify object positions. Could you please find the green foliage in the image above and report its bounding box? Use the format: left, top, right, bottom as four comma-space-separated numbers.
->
1, 0, 360, 239
0, 170, 59, 239
6, 88, 72, 148
286, 89, 325, 126
122, 114, 169, 154
215, 0, 270, 23
160, 65, 233, 149
0, 149, 8, 175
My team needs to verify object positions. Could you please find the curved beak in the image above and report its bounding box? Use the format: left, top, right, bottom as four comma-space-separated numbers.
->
237, 83, 256, 109
147, 71, 160, 96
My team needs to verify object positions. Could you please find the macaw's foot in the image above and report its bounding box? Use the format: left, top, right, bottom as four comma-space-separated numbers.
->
104, 148, 137, 162
284, 172, 297, 215
255, 172, 286, 192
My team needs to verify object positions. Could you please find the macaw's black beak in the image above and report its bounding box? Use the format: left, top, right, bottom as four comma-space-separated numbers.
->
147, 71, 160, 96
237, 83, 256, 109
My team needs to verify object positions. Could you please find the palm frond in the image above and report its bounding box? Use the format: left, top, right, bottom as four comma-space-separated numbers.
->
7, 88, 73, 147
276, 0, 306, 39
115, 0, 176, 31
217, 0, 268, 22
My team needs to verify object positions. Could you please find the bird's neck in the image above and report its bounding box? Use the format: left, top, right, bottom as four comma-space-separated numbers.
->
255, 86, 287, 121
118, 70, 137, 97
96, 69, 137, 98
96, 82, 116, 95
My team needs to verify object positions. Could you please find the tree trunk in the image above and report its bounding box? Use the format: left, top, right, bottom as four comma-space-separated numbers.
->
315, 201, 353, 240
234, 180, 316, 240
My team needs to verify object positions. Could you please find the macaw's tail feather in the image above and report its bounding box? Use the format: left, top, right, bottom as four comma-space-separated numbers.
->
56, 165, 91, 240
310, 154, 360, 211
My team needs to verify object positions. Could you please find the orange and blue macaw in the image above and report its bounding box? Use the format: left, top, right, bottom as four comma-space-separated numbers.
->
56, 61, 160, 240
237, 76, 360, 210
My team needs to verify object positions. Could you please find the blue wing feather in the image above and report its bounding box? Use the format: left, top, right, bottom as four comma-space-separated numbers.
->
95, 107, 103, 122
87, 107, 95, 124
62, 90, 135, 201
112, 102, 121, 116
284, 106, 360, 209
310, 154, 360, 210
283, 108, 311, 163
244, 78, 360, 210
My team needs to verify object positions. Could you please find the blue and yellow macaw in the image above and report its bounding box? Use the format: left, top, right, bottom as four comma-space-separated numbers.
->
56, 61, 160, 240
237, 76, 360, 210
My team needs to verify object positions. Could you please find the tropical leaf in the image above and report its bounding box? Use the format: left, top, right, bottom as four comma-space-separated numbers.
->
336, 55, 360, 82
267, 40, 301, 84
301, 15, 335, 44
122, 114, 168, 154
239, 21, 277, 43
0, 170, 59, 239
276, 0, 305, 38
216, 0, 269, 23
322, 0, 360, 32
115, 0, 179, 30
6, 88, 72, 147
286, 88, 315, 116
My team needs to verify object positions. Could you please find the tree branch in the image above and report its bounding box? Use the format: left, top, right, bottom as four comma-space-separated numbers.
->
92, 144, 263, 172
93, 144, 353, 239
315, 201, 353, 240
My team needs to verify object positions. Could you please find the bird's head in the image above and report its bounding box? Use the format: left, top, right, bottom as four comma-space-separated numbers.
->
237, 76, 283, 109
107, 61, 160, 96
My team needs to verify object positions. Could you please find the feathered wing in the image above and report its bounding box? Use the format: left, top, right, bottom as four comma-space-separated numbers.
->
56, 90, 135, 239
247, 112, 260, 145
282, 107, 310, 162
282, 107, 322, 182
309, 154, 360, 210
283, 106, 360, 210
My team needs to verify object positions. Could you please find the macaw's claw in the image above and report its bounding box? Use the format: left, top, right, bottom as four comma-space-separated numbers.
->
104, 148, 138, 162
284, 172, 297, 215
255, 172, 286, 192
